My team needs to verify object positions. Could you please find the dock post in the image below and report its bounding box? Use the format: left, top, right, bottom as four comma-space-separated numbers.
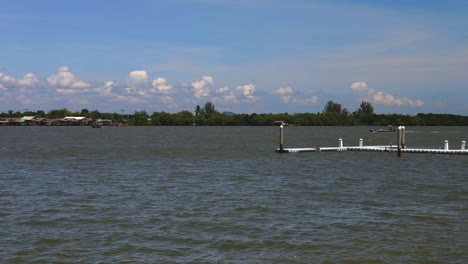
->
397, 126, 402, 157
279, 125, 285, 153
359, 138, 363, 147
444, 140, 449, 150
339, 138, 343, 148
401, 126, 406, 149
462, 141, 466, 150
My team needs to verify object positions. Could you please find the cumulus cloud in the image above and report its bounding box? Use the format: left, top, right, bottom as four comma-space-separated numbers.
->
129, 70, 148, 83
151, 77, 172, 94
48, 66, 90, 94
350, 81, 368, 91
272, 87, 318, 105
237, 84, 257, 102
160, 95, 174, 104
124, 70, 150, 96
113, 95, 149, 104
95, 81, 115, 97
192, 76, 214, 98
0, 72, 39, 89
371, 91, 424, 106
124, 87, 148, 96
294, 96, 319, 105
213, 86, 238, 103
272, 87, 294, 103
216, 87, 229, 94
350, 81, 424, 107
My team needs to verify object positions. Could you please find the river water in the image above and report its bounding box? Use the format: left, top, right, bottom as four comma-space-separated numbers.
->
1, 126, 467, 263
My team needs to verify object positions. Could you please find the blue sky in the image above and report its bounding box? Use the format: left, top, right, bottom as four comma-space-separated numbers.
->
1, 0, 467, 115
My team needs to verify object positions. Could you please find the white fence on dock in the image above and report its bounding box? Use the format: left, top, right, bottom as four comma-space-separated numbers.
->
276, 125, 468, 155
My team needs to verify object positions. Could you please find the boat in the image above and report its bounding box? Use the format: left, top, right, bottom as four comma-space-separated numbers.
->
370, 125, 395, 132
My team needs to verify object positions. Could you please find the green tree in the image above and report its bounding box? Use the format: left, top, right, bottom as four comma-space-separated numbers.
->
36, 110, 46, 118
80, 108, 90, 117
323, 100, 342, 114
357, 101, 374, 116
131, 110, 150, 126
203, 102, 218, 114
194, 105, 204, 116
323, 100, 348, 117
172, 110, 194, 125
89, 110, 102, 120
46, 108, 72, 119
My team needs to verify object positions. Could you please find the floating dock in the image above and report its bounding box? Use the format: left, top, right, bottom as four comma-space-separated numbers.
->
275, 125, 468, 155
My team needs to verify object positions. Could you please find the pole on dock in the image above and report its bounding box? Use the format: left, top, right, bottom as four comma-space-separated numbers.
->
462, 141, 466, 150
397, 126, 402, 157
339, 138, 343, 148
359, 138, 363, 147
401, 126, 406, 149
444, 140, 449, 150
279, 125, 285, 153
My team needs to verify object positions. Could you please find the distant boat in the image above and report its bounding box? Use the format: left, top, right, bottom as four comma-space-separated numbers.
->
91, 122, 102, 128
370, 125, 395, 132
274, 121, 296, 126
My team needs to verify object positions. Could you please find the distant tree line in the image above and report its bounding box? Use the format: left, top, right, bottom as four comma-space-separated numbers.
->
1, 101, 467, 126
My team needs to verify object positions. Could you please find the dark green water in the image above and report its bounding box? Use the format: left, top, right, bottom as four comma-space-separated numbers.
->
1, 126, 467, 263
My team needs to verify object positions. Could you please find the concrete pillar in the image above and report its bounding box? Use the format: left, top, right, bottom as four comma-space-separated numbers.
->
279, 125, 285, 152
401, 126, 406, 149
339, 138, 343, 148
359, 138, 363, 147
397, 126, 402, 157
444, 140, 449, 150
462, 141, 466, 150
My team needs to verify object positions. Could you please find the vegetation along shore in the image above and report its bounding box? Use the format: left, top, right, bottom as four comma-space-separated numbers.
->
1, 101, 467, 126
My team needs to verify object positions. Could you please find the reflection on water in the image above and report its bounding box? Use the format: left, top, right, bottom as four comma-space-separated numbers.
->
0, 126, 467, 263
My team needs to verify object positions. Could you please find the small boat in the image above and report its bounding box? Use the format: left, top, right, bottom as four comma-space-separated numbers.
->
91, 122, 102, 128
370, 125, 395, 132
274, 121, 296, 126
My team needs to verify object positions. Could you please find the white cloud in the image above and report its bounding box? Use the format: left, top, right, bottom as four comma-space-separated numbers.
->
55, 88, 77, 95
213, 87, 238, 103
237, 84, 257, 102
350, 81, 424, 107
216, 87, 229, 94
350, 81, 368, 91
272, 87, 293, 103
293, 96, 318, 105
272, 87, 294, 95
113, 95, 149, 104
95, 81, 115, 96
160, 95, 174, 104
191, 76, 214, 98
371, 91, 424, 107
47, 66, 90, 94
18, 73, 39, 87
0, 72, 38, 89
124, 87, 148, 96
151, 77, 172, 94
129, 70, 148, 83
272, 87, 318, 105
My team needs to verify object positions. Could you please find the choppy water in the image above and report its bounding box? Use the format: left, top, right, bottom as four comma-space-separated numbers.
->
1, 126, 467, 263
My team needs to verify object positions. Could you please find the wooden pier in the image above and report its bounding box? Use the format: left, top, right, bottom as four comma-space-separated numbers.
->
275, 125, 468, 155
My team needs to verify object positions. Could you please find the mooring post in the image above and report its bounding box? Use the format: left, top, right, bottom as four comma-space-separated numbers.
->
339, 138, 343, 148
397, 126, 402, 157
401, 126, 406, 149
359, 138, 363, 147
462, 141, 466, 150
444, 140, 449, 150
279, 124, 285, 152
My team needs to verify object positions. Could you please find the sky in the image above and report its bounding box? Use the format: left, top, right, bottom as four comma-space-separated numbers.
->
1, 0, 467, 115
